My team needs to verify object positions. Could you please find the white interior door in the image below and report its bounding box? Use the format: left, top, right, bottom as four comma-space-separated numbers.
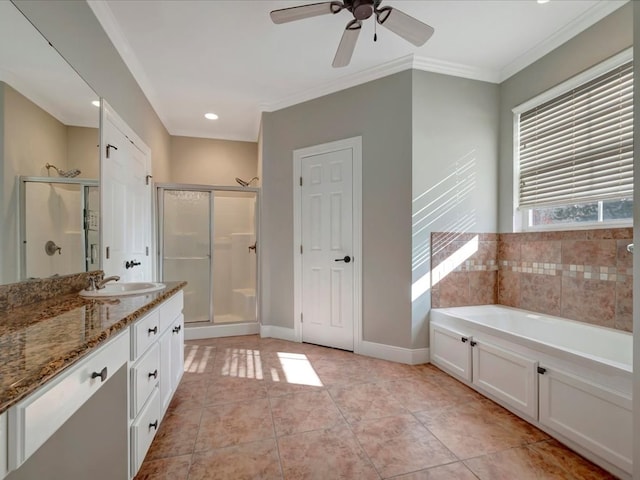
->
101, 103, 152, 281
300, 147, 354, 350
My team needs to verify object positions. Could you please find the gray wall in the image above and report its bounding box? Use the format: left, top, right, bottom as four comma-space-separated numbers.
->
261, 71, 413, 348
412, 71, 499, 348
497, 2, 632, 232
13, 0, 172, 183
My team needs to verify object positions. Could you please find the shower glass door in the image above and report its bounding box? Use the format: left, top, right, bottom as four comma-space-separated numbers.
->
161, 189, 212, 324
159, 186, 258, 325
212, 190, 257, 324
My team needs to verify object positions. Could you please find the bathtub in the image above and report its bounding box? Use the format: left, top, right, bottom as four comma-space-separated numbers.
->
429, 305, 632, 479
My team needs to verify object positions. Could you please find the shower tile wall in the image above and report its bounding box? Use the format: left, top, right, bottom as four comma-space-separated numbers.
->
431, 228, 633, 332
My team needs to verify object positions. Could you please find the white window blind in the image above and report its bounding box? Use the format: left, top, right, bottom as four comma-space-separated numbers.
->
518, 61, 633, 208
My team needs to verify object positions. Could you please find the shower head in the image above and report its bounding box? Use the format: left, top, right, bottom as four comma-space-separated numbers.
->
45, 163, 82, 178
235, 176, 259, 187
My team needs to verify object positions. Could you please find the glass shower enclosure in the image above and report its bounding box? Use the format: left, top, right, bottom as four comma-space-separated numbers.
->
158, 185, 258, 325
19, 176, 99, 279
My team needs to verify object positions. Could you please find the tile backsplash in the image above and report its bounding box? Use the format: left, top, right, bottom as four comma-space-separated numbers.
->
431, 228, 633, 332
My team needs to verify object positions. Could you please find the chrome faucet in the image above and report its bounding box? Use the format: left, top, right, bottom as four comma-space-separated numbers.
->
96, 275, 120, 289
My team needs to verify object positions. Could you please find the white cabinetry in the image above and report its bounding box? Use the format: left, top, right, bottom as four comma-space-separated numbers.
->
129, 290, 183, 478
8, 330, 130, 470
430, 324, 472, 381
0, 411, 7, 480
539, 366, 632, 474
472, 341, 538, 419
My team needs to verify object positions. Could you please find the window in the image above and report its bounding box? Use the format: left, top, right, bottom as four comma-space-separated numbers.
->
514, 50, 633, 230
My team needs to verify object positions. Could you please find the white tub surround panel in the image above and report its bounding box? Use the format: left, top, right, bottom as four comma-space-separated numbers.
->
430, 305, 632, 479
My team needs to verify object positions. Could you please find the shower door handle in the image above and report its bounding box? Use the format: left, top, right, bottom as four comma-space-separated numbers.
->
334, 256, 351, 263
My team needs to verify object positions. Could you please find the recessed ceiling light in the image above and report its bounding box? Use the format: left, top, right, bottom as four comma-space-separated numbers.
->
537, 0, 550, 3
91, 100, 100, 107
204, 113, 219, 120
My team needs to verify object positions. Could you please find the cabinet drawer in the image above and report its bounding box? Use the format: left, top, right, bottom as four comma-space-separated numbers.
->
132, 309, 160, 360
131, 343, 160, 418
0, 411, 7, 480
131, 387, 161, 476
9, 330, 129, 469
159, 290, 183, 333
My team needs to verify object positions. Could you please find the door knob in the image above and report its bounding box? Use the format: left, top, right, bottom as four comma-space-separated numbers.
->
334, 255, 351, 263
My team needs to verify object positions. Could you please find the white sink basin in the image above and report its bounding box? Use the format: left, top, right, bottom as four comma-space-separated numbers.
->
79, 282, 166, 297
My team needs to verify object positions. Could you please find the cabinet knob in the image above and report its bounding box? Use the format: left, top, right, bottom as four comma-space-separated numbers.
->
149, 420, 158, 431
148, 369, 158, 379
91, 366, 108, 383
172, 325, 182, 334
148, 326, 158, 335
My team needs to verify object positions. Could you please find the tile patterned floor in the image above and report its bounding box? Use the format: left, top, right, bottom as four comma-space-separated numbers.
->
135, 335, 617, 480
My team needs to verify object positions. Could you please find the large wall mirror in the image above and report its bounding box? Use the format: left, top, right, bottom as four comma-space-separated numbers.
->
0, 1, 100, 284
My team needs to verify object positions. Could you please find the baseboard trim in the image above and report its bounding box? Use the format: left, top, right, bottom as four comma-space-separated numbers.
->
357, 341, 429, 365
260, 325, 298, 342
184, 322, 260, 340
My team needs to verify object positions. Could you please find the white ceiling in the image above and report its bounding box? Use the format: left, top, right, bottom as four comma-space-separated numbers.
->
88, 0, 627, 143
0, 1, 99, 128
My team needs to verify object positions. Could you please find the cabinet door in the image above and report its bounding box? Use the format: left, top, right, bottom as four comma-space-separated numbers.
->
430, 324, 472, 381
0, 411, 7, 480
158, 328, 173, 414
170, 315, 185, 391
472, 341, 537, 419
539, 367, 632, 475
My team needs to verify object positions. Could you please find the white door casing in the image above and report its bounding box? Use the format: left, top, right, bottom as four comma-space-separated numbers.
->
101, 101, 152, 282
293, 137, 362, 352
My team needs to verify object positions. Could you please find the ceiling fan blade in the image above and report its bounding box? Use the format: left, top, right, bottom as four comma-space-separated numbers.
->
332, 20, 361, 68
376, 6, 434, 46
270, 2, 343, 24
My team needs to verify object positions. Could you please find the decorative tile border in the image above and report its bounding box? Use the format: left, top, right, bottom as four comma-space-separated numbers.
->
500, 261, 631, 282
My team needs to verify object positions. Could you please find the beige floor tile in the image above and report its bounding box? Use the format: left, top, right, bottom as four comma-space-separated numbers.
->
352, 414, 456, 478
278, 424, 379, 479
357, 357, 422, 382
145, 407, 201, 460
312, 358, 375, 386
385, 377, 459, 412
329, 382, 407, 423
415, 402, 538, 459
470, 398, 548, 443
133, 454, 191, 480
270, 390, 345, 435
167, 379, 208, 413
464, 445, 574, 480
183, 344, 217, 374
189, 439, 282, 480
529, 440, 618, 479
205, 374, 268, 405
391, 462, 478, 480
195, 399, 274, 450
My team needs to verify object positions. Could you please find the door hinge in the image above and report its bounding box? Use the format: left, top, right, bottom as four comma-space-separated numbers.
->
537, 366, 546, 375
146, 175, 153, 185
300, 244, 303, 254
106, 246, 110, 259
461, 337, 468, 343
300, 312, 303, 323
299, 176, 303, 186
146, 246, 149, 256
470, 340, 477, 347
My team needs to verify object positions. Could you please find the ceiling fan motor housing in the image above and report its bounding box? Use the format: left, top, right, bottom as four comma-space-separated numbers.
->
347, 0, 375, 20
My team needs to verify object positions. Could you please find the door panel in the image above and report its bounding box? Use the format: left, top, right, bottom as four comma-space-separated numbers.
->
301, 148, 353, 350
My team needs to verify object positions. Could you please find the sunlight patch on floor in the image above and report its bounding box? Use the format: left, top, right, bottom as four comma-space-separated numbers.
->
220, 348, 264, 379
273, 352, 323, 386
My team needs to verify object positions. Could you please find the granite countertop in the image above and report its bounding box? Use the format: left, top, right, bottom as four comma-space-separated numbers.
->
0, 281, 187, 414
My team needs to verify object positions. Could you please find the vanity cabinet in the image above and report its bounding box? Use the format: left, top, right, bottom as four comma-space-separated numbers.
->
8, 329, 130, 471
129, 290, 183, 478
1, 411, 7, 480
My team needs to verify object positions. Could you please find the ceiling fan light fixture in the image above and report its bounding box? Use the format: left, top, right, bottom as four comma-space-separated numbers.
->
351, 0, 374, 20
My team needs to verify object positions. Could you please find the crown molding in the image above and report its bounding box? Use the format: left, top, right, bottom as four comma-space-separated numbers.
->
412, 56, 500, 83
260, 54, 415, 112
170, 128, 258, 143
87, 0, 168, 127
499, 0, 629, 82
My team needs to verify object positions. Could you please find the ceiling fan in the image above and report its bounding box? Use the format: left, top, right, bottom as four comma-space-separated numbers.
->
270, 0, 434, 68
